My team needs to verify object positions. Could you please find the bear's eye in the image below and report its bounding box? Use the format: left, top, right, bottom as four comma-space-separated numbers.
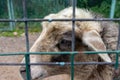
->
57, 39, 72, 51
56, 31, 82, 51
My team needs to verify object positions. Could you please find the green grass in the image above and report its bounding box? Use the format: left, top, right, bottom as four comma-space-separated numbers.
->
0, 23, 42, 37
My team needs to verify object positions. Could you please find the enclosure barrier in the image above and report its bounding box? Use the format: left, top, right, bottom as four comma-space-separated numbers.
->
0, 0, 120, 80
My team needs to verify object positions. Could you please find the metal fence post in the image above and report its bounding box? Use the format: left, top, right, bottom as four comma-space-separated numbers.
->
71, 0, 77, 80
110, 0, 116, 18
22, 0, 31, 80
7, 0, 15, 30
115, 22, 120, 69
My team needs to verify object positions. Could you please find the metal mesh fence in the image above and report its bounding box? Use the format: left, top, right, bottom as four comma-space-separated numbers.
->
0, 0, 70, 31
0, 0, 120, 80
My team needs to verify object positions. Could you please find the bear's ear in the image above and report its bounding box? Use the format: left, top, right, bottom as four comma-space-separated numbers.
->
82, 30, 111, 62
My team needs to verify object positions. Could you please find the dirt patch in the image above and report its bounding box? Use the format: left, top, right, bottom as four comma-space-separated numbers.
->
0, 33, 40, 80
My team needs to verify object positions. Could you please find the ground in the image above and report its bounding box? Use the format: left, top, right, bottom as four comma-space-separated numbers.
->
0, 33, 40, 80
0, 33, 70, 80
1, 33, 119, 80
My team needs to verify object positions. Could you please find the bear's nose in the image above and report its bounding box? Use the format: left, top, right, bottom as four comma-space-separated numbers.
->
20, 66, 28, 80
20, 66, 48, 80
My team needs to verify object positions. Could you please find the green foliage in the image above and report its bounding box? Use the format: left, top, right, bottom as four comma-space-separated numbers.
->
90, 0, 111, 17
0, 1, 8, 18
0, 0, 120, 36
0, 0, 119, 18
77, 0, 119, 18
114, 1, 120, 18
26, 0, 69, 18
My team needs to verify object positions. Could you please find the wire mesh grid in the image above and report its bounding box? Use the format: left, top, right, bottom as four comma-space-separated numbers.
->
0, 0, 120, 80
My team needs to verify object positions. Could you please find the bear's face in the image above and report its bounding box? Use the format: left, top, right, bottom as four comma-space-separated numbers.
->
19, 21, 111, 80
19, 7, 111, 80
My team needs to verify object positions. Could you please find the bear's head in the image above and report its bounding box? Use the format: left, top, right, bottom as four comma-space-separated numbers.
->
19, 7, 111, 80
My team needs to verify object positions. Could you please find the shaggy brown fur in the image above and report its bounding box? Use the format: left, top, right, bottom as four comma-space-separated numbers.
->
100, 21, 119, 79
20, 7, 119, 80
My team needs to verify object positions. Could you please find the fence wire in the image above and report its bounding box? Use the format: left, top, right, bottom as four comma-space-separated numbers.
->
0, 0, 120, 80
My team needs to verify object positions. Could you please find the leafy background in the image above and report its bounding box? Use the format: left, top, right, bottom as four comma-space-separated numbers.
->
0, 0, 119, 35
